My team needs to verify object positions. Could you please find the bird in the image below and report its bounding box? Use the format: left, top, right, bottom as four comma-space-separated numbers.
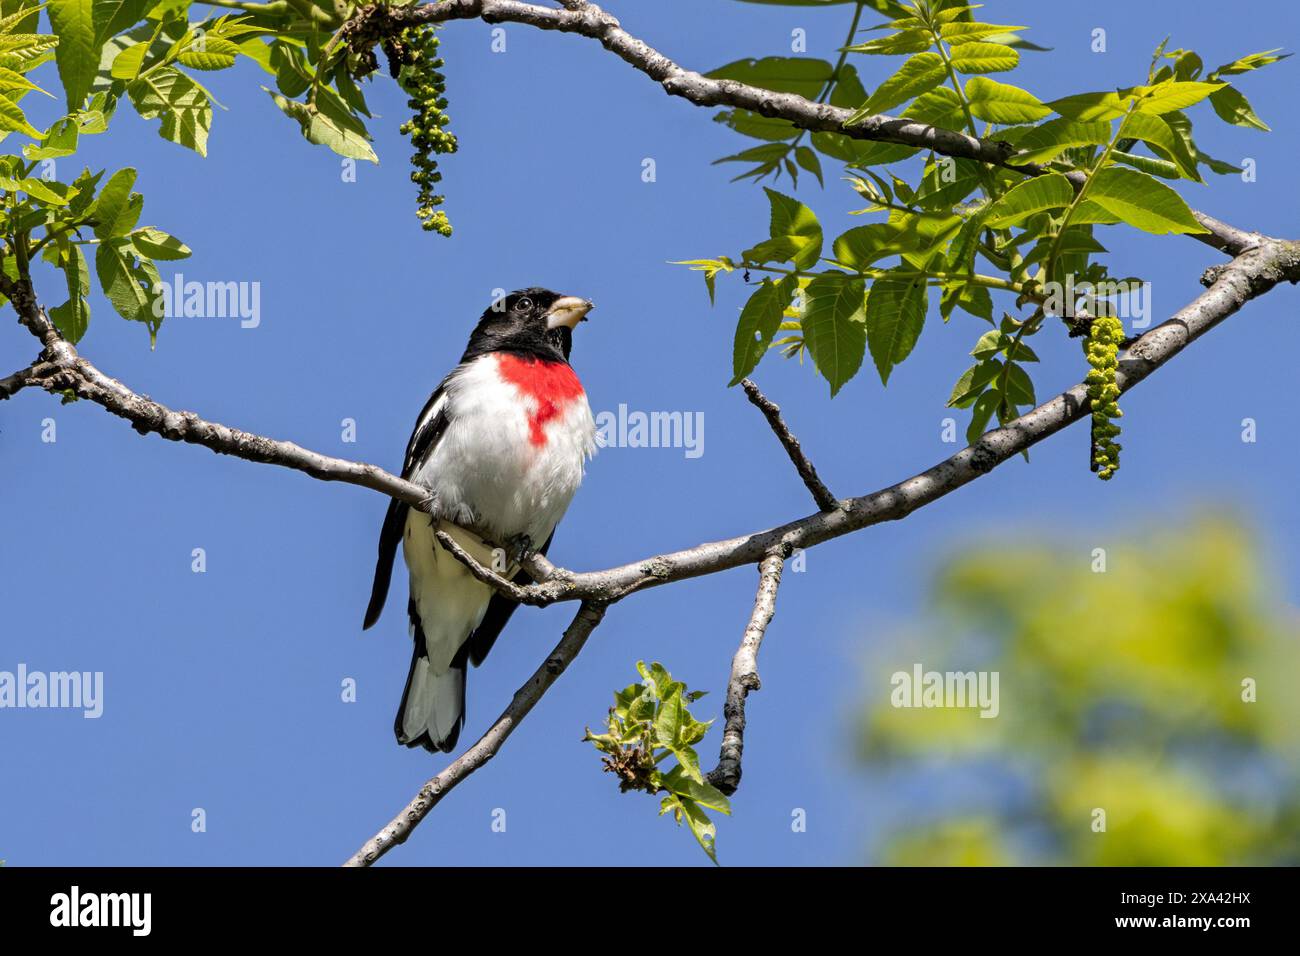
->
363, 288, 597, 753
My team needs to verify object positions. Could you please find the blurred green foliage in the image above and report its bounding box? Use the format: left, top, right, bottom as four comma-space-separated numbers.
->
859, 514, 1300, 865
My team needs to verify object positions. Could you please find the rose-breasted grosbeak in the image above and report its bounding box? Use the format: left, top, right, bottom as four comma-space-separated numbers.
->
363, 288, 596, 752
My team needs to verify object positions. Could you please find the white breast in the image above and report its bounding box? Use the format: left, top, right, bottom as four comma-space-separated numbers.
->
409, 353, 596, 544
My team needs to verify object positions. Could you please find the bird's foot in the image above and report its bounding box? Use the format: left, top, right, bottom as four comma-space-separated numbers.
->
505, 533, 535, 563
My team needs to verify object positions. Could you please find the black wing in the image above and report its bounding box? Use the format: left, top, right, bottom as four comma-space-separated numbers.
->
461, 532, 554, 667
362, 380, 453, 630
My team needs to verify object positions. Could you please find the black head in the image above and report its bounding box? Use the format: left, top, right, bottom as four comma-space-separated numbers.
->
461, 287, 594, 364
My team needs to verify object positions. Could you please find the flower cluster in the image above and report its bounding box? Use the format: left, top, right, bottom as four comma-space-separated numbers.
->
394, 25, 457, 236
1084, 315, 1124, 479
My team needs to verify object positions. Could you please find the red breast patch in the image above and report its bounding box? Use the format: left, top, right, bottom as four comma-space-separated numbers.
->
496, 353, 585, 447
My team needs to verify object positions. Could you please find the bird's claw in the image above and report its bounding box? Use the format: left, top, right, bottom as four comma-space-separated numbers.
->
506, 533, 535, 563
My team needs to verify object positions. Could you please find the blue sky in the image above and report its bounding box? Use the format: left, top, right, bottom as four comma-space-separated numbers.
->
3, 0, 1300, 866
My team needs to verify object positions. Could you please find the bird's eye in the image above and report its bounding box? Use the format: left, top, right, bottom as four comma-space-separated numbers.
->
515, 296, 534, 313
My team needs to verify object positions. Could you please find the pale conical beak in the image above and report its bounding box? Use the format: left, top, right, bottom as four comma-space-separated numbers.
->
545, 296, 594, 330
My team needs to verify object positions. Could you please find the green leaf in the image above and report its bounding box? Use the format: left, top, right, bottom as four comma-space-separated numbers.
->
802, 274, 866, 396
758, 187, 822, 268
845, 29, 931, 56
857, 52, 946, 116
793, 145, 823, 187
948, 41, 1018, 74
966, 388, 1000, 442
1208, 49, 1290, 77
1207, 85, 1269, 131
705, 56, 833, 98
714, 142, 790, 179
93, 0, 152, 44
0, 4, 47, 36
90, 166, 141, 238
984, 33, 1050, 53
904, 86, 965, 129
714, 108, 798, 142
23, 114, 77, 158
654, 689, 684, 748
939, 21, 1027, 45
1111, 149, 1178, 180
970, 328, 1002, 360
731, 276, 795, 385
945, 205, 989, 276
940, 281, 992, 323
49, 241, 89, 343
1118, 110, 1200, 180
265, 86, 376, 163
108, 39, 147, 80
1130, 80, 1224, 115
658, 791, 720, 865
1164, 109, 1242, 176
0, 89, 38, 136
48, 0, 97, 112
0, 62, 42, 93
914, 157, 982, 210
1007, 118, 1110, 164
1085, 166, 1207, 235
0, 174, 72, 204
663, 765, 732, 815
177, 34, 239, 71
965, 76, 1050, 123
866, 269, 927, 385
982, 172, 1073, 227
128, 67, 211, 156
1048, 90, 1129, 122
673, 257, 733, 305
1070, 200, 1122, 226
0, 33, 59, 58
1005, 362, 1036, 405
832, 222, 907, 270
95, 238, 161, 340
130, 225, 189, 259
893, 209, 961, 269
269, 39, 311, 98
948, 358, 1002, 408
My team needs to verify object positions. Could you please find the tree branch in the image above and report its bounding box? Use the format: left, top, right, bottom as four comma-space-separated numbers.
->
10, 235, 1299, 613
345, 599, 608, 866
741, 378, 838, 512
0, 362, 39, 400
707, 550, 784, 796
357, 0, 1257, 255
1, 276, 435, 513
433, 528, 548, 604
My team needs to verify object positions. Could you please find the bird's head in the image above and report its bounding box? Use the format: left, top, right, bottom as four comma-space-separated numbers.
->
463, 287, 594, 364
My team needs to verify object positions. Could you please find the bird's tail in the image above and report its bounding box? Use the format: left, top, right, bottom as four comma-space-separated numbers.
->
395, 639, 465, 753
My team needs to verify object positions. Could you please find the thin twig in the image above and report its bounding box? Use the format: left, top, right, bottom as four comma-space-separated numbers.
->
345, 600, 608, 866
433, 528, 547, 605
741, 379, 838, 512
707, 550, 784, 796
0, 363, 38, 400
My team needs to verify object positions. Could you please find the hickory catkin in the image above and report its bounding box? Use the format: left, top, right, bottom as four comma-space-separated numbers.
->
1084, 315, 1123, 479
396, 25, 457, 236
